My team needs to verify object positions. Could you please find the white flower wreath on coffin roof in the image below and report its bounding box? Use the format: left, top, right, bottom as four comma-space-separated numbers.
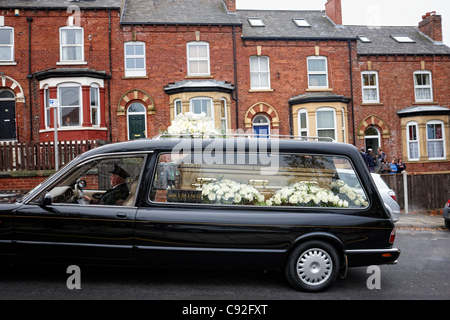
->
165, 112, 225, 137
200, 178, 265, 205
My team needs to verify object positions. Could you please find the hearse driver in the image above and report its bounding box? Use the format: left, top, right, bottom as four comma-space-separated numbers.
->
83, 164, 130, 205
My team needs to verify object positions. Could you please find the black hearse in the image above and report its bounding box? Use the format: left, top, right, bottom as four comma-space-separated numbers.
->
0, 137, 400, 292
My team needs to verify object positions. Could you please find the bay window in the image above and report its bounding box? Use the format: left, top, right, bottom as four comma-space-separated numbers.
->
59, 85, 81, 127
191, 97, 213, 118
90, 84, 100, 127
316, 108, 336, 140
406, 122, 419, 161
427, 121, 445, 159
298, 109, 308, 137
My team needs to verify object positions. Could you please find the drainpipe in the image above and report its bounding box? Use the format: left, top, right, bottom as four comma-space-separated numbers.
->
348, 39, 355, 146
26, 17, 33, 142
232, 25, 239, 131
108, 9, 112, 142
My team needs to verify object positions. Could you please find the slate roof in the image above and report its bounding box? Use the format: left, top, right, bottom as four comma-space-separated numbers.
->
347, 25, 450, 55
237, 9, 450, 55
0, 0, 122, 9
237, 10, 354, 40
121, 0, 240, 25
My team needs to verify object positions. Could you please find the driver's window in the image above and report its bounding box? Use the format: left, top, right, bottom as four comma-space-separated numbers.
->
33, 156, 145, 206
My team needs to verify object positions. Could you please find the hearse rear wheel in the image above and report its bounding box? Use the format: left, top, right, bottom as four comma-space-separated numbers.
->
286, 240, 340, 292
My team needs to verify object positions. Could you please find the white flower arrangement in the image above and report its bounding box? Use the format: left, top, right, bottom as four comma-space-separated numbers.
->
163, 112, 225, 138
201, 178, 265, 205
330, 179, 368, 207
266, 181, 347, 207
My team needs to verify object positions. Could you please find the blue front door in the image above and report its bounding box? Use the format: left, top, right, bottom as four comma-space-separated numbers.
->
253, 125, 269, 138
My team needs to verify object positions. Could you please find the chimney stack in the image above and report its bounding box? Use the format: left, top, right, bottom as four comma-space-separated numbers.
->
419, 11, 442, 42
223, 0, 236, 13
325, 0, 342, 25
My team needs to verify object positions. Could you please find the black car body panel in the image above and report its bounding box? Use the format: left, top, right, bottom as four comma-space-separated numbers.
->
0, 138, 400, 290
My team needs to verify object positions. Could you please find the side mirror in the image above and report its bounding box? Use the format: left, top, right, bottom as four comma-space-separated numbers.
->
42, 192, 52, 206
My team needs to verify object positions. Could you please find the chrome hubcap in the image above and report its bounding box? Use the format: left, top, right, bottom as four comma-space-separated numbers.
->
297, 248, 332, 286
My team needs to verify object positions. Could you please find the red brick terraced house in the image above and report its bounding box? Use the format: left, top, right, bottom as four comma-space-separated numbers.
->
1, 0, 450, 173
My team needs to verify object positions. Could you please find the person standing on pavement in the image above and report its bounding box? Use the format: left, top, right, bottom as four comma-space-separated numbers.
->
389, 159, 398, 174
396, 158, 406, 173
366, 149, 376, 173
377, 147, 386, 166
360, 147, 367, 164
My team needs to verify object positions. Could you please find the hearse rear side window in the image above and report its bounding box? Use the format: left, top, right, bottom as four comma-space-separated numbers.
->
150, 152, 368, 209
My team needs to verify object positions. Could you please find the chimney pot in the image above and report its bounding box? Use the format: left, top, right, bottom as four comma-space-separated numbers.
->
419, 11, 442, 42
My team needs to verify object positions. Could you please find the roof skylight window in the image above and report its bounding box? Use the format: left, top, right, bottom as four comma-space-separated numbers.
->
358, 35, 371, 43
248, 18, 264, 27
391, 35, 415, 43
293, 19, 311, 27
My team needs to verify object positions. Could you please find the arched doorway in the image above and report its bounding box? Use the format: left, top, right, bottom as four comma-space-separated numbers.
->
127, 102, 146, 140
364, 126, 380, 154
0, 90, 16, 140
253, 114, 270, 138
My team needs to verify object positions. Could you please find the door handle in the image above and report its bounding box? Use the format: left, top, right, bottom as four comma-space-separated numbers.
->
116, 213, 127, 219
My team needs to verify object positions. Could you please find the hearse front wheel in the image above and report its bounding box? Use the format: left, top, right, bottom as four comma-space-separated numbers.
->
286, 240, 340, 292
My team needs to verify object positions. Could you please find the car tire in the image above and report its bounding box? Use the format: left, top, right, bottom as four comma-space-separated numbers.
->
285, 240, 340, 292
445, 219, 450, 230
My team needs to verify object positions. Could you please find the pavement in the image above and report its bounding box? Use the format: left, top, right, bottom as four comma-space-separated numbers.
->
395, 212, 448, 230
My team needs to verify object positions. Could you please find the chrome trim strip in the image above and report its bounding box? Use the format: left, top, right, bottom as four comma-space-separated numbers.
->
16, 241, 132, 249
134, 245, 286, 254
345, 248, 400, 254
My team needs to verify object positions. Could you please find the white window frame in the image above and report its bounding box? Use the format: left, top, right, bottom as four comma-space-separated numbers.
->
190, 97, 214, 119
59, 26, 84, 63
174, 99, 183, 117
361, 71, 380, 103
249, 56, 270, 90
297, 109, 309, 137
426, 120, 445, 160
248, 18, 264, 27
58, 83, 82, 127
124, 41, 146, 77
293, 19, 311, 27
316, 107, 336, 140
307, 56, 329, 89
90, 83, 100, 127
220, 98, 228, 132
414, 70, 433, 102
44, 86, 51, 128
0, 26, 14, 62
406, 121, 420, 161
187, 41, 210, 76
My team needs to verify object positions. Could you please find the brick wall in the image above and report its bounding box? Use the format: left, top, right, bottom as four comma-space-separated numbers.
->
1, 8, 120, 142
0, 172, 51, 193
354, 55, 450, 170
110, 24, 238, 140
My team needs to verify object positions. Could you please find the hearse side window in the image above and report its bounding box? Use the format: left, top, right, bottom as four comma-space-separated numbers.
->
150, 153, 368, 208
32, 156, 145, 206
